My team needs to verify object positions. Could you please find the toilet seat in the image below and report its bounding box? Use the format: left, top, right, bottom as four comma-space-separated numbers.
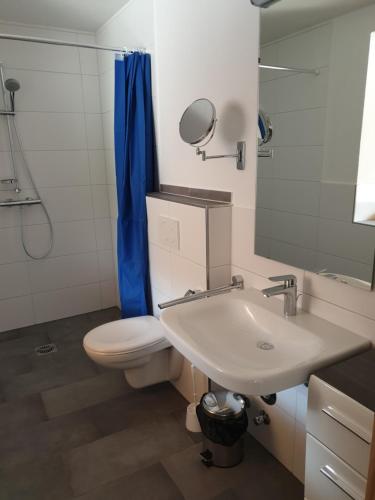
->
83, 315, 170, 357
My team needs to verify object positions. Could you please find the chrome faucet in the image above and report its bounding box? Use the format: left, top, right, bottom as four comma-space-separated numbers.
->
262, 275, 297, 317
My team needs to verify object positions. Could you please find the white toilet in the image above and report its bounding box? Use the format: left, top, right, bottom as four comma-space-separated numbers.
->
83, 315, 183, 389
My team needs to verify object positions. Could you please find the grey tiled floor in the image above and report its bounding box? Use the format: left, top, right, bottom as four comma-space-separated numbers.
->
0, 308, 304, 499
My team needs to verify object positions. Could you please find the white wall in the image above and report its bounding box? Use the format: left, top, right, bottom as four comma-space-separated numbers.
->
0, 22, 116, 331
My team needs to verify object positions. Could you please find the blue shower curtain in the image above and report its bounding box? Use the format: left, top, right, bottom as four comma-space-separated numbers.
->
114, 52, 155, 318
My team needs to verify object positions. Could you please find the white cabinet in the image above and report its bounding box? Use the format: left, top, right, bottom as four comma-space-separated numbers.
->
305, 375, 374, 500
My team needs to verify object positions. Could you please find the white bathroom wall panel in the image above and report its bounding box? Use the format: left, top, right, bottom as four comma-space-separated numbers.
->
0, 22, 116, 331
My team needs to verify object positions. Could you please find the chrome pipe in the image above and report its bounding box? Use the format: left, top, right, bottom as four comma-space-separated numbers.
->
0, 198, 42, 207
158, 275, 244, 310
0, 33, 147, 54
259, 64, 320, 76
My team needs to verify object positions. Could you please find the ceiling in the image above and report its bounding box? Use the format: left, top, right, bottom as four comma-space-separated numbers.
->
0, 0, 130, 32
261, 0, 375, 44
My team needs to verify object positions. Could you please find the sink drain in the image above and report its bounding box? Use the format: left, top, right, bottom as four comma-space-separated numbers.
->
257, 341, 274, 351
35, 343, 57, 356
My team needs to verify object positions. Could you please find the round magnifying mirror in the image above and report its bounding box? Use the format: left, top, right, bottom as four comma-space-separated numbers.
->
179, 98, 216, 146
258, 109, 273, 146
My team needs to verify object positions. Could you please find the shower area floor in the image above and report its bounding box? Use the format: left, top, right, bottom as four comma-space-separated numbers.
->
0, 309, 303, 500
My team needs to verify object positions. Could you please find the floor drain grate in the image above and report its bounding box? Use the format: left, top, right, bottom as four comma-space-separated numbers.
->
35, 343, 58, 356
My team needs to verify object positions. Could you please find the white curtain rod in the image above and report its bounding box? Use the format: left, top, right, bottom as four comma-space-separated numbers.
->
0, 33, 147, 53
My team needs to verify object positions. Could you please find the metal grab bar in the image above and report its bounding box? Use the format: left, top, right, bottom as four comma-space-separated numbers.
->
158, 275, 244, 310
0, 198, 42, 207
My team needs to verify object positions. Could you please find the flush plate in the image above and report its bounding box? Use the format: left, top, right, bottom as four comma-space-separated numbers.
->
159, 216, 180, 250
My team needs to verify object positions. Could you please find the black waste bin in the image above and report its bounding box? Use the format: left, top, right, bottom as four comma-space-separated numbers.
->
196, 390, 248, 468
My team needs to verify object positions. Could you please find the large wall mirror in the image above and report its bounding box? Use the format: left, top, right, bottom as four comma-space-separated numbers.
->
255, 0, 375, 290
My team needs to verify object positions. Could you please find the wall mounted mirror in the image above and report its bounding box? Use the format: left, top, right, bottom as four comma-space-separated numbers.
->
255, 0, 375, 291
179, 98, 246, 170
179, 98, 217, 146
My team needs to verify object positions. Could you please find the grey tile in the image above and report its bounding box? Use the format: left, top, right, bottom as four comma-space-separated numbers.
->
42, 370, 131, 418
0, 455, 73, 500
76, 463, 184, 500
47, 307, 120, 347
162, 435, 303, 500
64, 415, 193, 496
2, 358, 97, 401
210, 490, 238, 500
29, 341, 92, 372
0, 353, 33, 382
82, 382, 187, 436
0, 332, 50, 360
0, 394, 46, 435
0, 410, 101, 467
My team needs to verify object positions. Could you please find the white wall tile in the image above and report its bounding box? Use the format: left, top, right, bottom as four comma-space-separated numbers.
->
293, 423, 307, 483
33, 283, 101, 323
100, 279, 118, 309
271, 146, 324, 182
99, 70, 114, 113
22, 150, 90, 188
85, 113, 104, 149
16, 112, 86, 151
94, 218, 113, 251
146, 196, 170, 248
4, 69, 83, 113
23, 220, 97, 258
170, 254, 207, 297
77, 33, 99, 76
208, 265, 231, 289
88, 150, 107, 184
0, 295, 34, 332
170, 202, 206, 266
0, 227, 26, 264
317, 218, 375, 265
0, 262, 30, 299
92, 185, 110, 219
271, 108, 326, 148
149, 243, 172, 296
208, 206, 231, 268
28, 252, 99, 293
0, 27, 80, 73
248, 397, 296, 472
98, 249, 115, 282
0, 24, 114, 332
82, 75, 102, 113
22, 186, 94, 224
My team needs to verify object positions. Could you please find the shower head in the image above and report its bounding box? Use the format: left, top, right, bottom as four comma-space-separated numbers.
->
5, 78, 20, 93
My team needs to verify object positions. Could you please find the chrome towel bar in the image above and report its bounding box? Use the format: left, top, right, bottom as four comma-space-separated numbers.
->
158, 275, 244, 310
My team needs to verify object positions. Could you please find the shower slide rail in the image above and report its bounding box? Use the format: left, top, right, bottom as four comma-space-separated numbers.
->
0, 198, 42, 207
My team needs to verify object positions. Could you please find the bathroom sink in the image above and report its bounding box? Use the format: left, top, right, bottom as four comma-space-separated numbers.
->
160, 287, 371, 395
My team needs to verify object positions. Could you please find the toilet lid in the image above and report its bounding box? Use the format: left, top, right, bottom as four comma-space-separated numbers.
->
83, 316, 167, 355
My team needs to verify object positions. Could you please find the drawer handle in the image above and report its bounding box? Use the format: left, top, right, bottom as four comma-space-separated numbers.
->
322, 407, 371, 444
320, 465, 364, 500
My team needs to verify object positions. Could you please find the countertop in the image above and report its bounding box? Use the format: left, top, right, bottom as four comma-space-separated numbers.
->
315, 348, 375, 412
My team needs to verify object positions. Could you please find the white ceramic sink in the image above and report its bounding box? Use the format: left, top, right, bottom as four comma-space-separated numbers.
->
160, 287, 371, 395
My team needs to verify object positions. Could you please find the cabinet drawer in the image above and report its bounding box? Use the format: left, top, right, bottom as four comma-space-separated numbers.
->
307, 375, 373, 477
305, 434, 367, 500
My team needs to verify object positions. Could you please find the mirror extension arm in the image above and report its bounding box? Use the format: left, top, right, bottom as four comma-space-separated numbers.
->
196, 141, 246, 170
